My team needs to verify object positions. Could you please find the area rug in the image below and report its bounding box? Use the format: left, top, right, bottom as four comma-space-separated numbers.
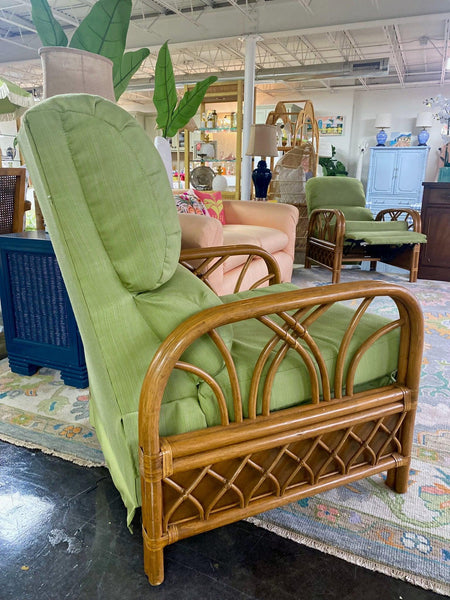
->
249, 268, 450, 595
0, 267, 448, 594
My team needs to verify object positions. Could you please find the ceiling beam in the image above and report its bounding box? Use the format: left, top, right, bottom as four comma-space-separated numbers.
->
383, 24, 406, 86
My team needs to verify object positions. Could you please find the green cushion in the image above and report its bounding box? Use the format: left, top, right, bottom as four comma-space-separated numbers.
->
345, 231, 427, 245
19, 94, 180, 294
205, 284, 400, 425
306, 176, 366, 214
345, 220, 409, 234
340, 207, 374, 221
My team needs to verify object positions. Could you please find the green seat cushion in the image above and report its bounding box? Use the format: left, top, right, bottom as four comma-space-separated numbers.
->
200, 284, 400, 425
345, 230, 427, 245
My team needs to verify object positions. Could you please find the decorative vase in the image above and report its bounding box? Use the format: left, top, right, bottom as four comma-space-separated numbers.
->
212, 173, 228, 192
252, 160, 272, 201
154, 136, 173, 185
417, 128, 430, 146
39, 47, 115, 101
376, 128, 388, 146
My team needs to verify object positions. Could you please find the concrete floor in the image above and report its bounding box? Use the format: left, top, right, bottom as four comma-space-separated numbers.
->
0, 439, 443, 600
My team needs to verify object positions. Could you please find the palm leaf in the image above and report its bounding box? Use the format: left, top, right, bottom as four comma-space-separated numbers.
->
153, 41, 178, 138
165, 76, 218, 138
31, 0, 68, 47
69, 0, 131, 73
113, 48, 150, 100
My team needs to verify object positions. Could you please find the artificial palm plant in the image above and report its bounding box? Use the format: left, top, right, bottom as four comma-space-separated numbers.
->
152, 41, 217, 184
30, 0, 150, 100
153, 41, 217, 139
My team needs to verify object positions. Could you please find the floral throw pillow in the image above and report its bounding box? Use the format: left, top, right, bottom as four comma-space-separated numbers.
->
174, 190, 207, 216
193, 190, 226, 224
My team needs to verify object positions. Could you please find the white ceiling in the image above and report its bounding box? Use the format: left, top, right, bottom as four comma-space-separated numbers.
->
1, 0, 450, 106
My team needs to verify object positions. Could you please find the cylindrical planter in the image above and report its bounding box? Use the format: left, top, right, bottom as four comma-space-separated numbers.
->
154, 136, 173, 186
39, 47, 115, 101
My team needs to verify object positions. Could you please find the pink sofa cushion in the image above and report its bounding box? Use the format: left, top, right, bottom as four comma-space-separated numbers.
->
222, 224, 289, 272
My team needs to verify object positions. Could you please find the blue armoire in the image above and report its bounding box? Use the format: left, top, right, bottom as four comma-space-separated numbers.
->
366, 146, 430, 215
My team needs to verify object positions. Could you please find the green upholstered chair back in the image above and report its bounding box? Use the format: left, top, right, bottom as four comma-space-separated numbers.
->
18, 94, 226, 524
20, 94, 181, 292
305, 176, 374, 221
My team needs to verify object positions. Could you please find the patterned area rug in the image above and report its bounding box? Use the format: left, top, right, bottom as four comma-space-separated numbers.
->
0, 266, 448, 594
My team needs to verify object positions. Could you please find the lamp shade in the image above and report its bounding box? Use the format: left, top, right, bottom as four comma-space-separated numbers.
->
374, 113, 391, 129
318, 142, 333, 157
246, 124, 279, 157
416, 112, 433, 128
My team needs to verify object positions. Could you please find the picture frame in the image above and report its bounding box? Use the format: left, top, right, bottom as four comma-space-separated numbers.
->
389, 132, 412, 147
317, 116, 344, 136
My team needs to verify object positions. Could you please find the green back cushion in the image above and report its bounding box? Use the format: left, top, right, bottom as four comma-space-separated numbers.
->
20, 94, 180, 293
306, 176, 368, 214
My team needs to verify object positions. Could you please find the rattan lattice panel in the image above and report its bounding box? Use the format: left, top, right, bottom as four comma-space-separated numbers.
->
162, 413, 404, 528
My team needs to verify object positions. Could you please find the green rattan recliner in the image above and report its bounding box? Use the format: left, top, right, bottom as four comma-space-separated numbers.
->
18, 95, 423, 586
304, 176, 427, 283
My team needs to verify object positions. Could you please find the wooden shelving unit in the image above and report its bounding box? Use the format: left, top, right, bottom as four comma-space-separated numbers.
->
184, 80, 243, 200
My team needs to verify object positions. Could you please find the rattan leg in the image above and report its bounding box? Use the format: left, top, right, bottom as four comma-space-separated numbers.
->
144, 544, 165, 586
385, 462, 411, 494
332, 269, 340, 283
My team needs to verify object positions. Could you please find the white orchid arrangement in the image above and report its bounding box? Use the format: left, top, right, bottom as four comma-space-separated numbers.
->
424, 95, 450, 142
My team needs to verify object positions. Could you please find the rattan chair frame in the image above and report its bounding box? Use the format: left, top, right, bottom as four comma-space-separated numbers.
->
179, 244, 281, 293
305, 207, 423, 283
0, 167, 30, 234
138, 279, 423, 585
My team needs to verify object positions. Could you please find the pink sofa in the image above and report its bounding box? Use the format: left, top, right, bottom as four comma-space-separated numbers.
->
179, 200, 299, 295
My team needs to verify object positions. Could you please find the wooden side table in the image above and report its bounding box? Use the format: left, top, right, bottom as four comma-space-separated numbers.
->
418, 182, 450, 282
0, 232, 88, 387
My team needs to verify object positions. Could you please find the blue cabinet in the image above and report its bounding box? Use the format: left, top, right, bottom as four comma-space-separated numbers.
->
366, 146, 429, 215
0, 232, 88, 388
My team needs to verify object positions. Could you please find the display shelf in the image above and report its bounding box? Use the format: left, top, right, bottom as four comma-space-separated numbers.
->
198, 127, 238, 133
191, 158, 236, 163
184, 81, 243, 200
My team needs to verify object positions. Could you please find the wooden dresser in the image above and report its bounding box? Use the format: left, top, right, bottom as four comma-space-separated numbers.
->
418, 182, 450, 281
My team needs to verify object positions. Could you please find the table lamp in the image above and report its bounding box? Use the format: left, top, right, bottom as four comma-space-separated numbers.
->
374, 113, 391, 146
246, 124, 279, 201
318, 142, 333, 157
416, 112, 433, 146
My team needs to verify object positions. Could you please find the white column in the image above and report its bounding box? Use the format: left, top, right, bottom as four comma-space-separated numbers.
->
241, 35, 260, 201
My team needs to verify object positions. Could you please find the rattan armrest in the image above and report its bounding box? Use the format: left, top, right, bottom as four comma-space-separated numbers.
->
375, 208, 422, 232
179, 244, 281, 293
307, 208, 346, 247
